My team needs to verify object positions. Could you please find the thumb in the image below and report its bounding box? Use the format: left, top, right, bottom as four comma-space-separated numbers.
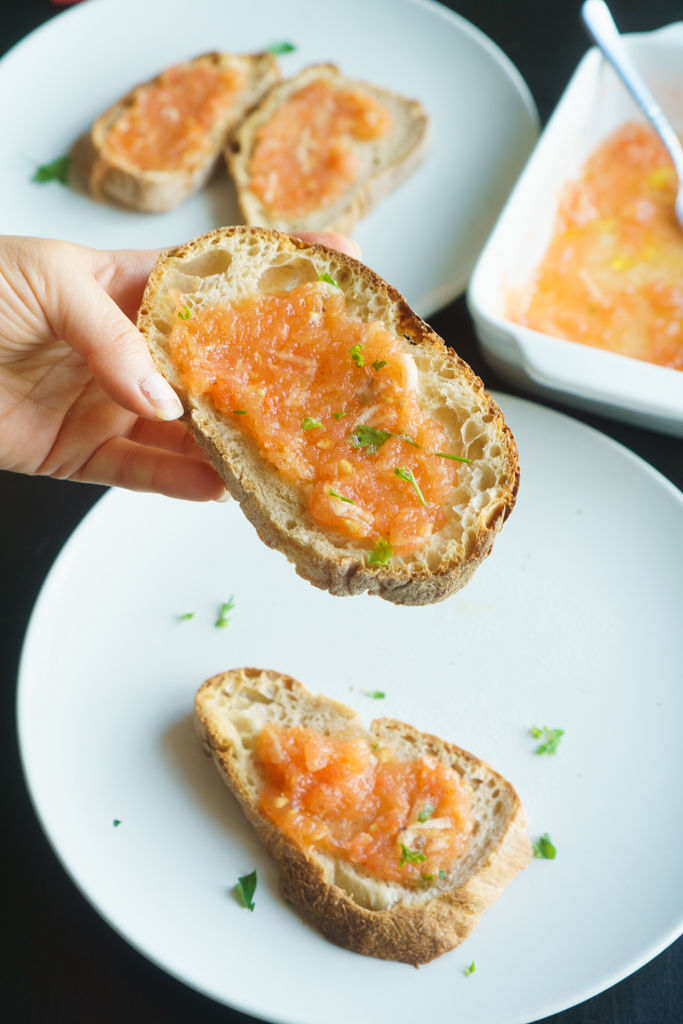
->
51, 248, 183, 421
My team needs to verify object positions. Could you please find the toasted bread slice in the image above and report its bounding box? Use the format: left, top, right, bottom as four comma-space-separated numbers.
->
194, 668, 532, 965
227, 63, 430, 233
72, 52, 280, 212
138, 226, 519, 605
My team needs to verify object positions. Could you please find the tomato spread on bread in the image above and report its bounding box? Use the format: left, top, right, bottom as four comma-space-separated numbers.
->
102, 62, 248, 172
247, 80, 391, 217
256, 723, 473, 884
509, 121, 683, 370
169, 280, 461, 555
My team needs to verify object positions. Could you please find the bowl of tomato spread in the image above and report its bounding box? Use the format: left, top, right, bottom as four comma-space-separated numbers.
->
468, 21, 683, 437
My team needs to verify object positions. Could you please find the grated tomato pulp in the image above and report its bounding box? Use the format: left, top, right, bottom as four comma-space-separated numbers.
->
169, 280, 460, 555
256, 723, 474, 884
104, 63, 247, 172
248, 79, 392, 217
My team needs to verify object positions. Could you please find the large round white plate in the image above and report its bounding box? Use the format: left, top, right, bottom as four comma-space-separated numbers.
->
17, 394, 683, 1024
0, 0, 538, 317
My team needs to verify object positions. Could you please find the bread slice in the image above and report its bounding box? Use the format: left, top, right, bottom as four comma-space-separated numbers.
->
138, 226, 519, 606
195, 668, 532, 965
72, 52, 280, 212
227, 63, 430, 233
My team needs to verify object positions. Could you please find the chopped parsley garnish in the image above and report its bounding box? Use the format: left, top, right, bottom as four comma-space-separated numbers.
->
232, 409, 247, 415
349, 424, 392, 453
533, 833, 557, 859
394, 466, 426, 506
438, 869, 447, 879
401, 434, 420, 447
400, 843, 427, 867
215, 597, 235, 628
417, 803, 435, 823
234, 869, 257, 910
372, 359, 387, 371
420, 873, 434, 887
435, 451, 471, 464
177, 612, 195, 621
363, 690, 385, 699
267, 41, 296, 54
329, 488, 355, 504
332, 411, 346, 420
530, 725, 565, 755
317, 271, 338, 286
350, 344, 365, 367
302, 416, 323, 430
177, 304, 191, 320
464, 961, 476, 976
32, 154, 70, 184
113, 819, 121, 827
367, 537, 393, 565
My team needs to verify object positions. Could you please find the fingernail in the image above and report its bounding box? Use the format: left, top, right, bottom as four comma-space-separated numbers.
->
140, 373, 183, 420
214, 489, 231, 503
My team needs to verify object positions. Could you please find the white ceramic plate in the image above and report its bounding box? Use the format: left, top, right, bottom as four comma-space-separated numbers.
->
468, 24, 683, 436
0, 0, 538, 318
17, 394, 683, 1024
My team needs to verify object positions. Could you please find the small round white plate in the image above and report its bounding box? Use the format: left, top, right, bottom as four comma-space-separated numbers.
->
17, 394, 683, 1024
0, 0, 538, 317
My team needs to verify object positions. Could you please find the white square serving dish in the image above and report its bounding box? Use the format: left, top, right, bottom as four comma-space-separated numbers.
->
467, 22, 683, 437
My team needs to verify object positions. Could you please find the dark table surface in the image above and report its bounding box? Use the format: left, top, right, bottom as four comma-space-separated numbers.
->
2, 1, 681, 1022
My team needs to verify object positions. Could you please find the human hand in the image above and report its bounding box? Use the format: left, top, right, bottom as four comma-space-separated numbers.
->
0, 232, 359, 499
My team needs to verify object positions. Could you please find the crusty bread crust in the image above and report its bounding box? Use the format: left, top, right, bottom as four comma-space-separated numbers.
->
194, 668, 532, 965
227, 63, 430, 233
72, 52, 280, 212
138, 226, 519, 605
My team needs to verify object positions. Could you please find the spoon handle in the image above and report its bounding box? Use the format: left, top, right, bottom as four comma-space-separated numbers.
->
581, 0, 683, 178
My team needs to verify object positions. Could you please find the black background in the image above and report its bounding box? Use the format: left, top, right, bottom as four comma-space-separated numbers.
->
2, 1, 681, 1022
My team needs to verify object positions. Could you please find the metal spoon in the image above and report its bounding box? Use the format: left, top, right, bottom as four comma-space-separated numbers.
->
581, 0, 683, 226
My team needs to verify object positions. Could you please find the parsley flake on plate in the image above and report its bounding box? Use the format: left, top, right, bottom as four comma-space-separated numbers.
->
32, 154, 70, 184
530, 725, 565, 755
234, 869, 257, 910
113, 819, 121, 828
215, 597, 235, 628
533, 833, 557, 859
464, 961, 476, 976
267, 41, 296, 54
363, 689, 385, 699
177, 612, 195, 621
